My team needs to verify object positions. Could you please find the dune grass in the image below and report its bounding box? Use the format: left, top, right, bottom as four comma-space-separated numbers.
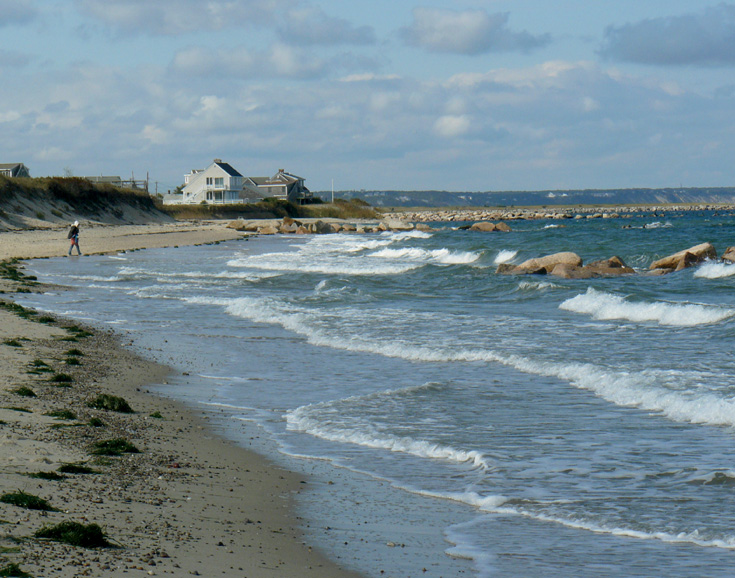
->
34, 521, 111, 548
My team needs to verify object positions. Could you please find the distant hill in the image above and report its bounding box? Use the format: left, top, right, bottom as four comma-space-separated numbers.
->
326, 188, 735, 208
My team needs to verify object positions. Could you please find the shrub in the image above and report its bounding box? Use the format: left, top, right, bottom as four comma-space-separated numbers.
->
34, 521, 111, 548
88, 417, 105, 428
0, 491, 56, 511
64, 348, 84, 357
37, 316, 54, 324
3, 339, 23, 348
149, 411, 163, 419
35, 211, 45, 220
64, 357, 81, 366
11, 387, 36, 398
90, 438, 140, 456
87, 394, 133, 413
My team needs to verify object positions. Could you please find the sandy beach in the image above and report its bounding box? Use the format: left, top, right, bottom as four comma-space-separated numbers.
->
0, 222, 364, 577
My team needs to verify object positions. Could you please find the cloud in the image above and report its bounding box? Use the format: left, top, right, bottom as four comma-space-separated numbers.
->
278, 6, 375, 46
76, 0, 294, 35
0, 0, 36, 27
434, 115, 471, 138
401, 8, 550, 55
0, 49, 32, 68
601, 4, 735, 66
170, 44, 327, 79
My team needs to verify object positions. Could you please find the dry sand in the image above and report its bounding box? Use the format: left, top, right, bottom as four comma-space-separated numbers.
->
0, 222, 364, 577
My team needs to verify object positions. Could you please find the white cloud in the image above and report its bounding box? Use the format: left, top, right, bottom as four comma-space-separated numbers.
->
170, 44, 326, 79
434, 115, 471, 138
401, 8, 550, 55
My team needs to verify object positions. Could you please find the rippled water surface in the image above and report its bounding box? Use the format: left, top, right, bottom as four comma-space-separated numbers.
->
20, 212, 735, 577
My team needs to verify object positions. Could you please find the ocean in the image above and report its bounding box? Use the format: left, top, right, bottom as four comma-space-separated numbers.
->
18, 211, 735, 577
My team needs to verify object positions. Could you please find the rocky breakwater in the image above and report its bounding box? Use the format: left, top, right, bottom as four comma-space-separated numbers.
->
384, 204, 735, 224
227, 216, 432, 235
498, 242, 734, 279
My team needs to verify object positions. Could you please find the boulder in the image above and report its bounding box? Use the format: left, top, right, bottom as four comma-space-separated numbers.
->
649, 242, 716, 271
257, 225, 279, 235
495, 222, 512, 232
722, 247, 735, 263
549, 256, 636, 279
549, 264, 596, 279
295, 225, 309, 234
415, 223, 433, 232
380, 219, 414, 231
470, 222, 496, 232
517, 252, 583, 274
227, 219, 262, 232
312, 220, 335, 235
279, 222, 299, 234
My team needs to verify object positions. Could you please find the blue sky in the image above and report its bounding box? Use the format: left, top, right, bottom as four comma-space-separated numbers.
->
1, 1, 734, 193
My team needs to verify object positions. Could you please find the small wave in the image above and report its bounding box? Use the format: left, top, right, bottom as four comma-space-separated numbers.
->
560, 287, 735, 326
691, 471, 735, 487
516, 280, 560, 292
286, 384, 489, 469
494, 250, 518, 264
694, 262, 735, 279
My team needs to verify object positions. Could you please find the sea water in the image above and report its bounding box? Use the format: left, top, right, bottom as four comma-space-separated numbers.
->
18, 211, 735, 577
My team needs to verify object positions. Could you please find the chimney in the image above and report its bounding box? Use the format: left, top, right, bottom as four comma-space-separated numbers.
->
214, 158, 222, 163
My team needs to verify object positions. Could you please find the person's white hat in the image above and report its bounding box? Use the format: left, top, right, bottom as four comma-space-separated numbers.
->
73, 221, 79, 226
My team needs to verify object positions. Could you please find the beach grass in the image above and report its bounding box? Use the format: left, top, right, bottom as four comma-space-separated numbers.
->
34, 521, 112, 549
86, 394, 133, 413
25, 471, 66, 481
48, 373, 73, 385
44, 409, 77, 420
11, 386, 36, 398
0, 562, 33, 577
90, 438, 140, 456
0, 491, 56, 512
58, 463, 99, 475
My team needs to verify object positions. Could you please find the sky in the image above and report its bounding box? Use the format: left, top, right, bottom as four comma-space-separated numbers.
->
1, 1, 735, 193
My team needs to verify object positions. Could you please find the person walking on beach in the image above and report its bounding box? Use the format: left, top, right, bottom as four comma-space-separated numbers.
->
67, 221, 82, 256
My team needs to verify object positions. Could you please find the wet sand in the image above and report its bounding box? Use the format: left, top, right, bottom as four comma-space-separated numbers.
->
0, 221, 363, 577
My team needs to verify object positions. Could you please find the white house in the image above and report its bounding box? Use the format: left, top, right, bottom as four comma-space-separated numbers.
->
180, 159, 243, 204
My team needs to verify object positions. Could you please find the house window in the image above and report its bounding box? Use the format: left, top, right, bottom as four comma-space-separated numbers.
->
215, 177, 224, 188
206, 191, 213, 200
206, 177, 213, 186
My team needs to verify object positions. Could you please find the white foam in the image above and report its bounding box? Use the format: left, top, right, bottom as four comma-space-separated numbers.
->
192, 294, 735, 429
694, 262, 735, 279
560, 287, 735, 326
368, 247, 479, 265
494, 249, 518, 264
287, 402, 489, 469
516, 280, 559, 292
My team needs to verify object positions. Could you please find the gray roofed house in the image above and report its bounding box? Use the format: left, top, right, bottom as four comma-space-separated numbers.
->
0, 163, 30, 178
246, 169, 312, 204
